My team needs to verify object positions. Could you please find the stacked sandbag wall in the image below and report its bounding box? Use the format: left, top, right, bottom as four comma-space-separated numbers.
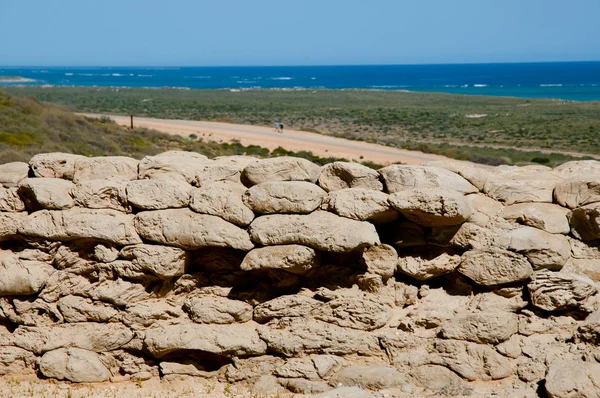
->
0, 150, 598, 397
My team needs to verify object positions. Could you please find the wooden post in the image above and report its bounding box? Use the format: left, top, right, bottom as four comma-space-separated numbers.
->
130, 115, 134, 129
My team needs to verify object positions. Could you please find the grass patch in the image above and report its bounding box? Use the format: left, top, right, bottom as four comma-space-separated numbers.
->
4, 86, 599, 166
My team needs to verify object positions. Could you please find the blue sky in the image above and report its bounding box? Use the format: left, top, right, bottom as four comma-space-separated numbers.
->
1, 0, 599, 66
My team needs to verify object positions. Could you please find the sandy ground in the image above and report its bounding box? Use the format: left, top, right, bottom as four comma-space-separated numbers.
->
81, 114, 451, 166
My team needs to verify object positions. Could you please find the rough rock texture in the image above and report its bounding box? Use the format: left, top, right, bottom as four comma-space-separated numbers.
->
500, 202, 570, 234
0, 152, 599, 398
324, 188, 399, 223
318, 162, 383, 192
73, 156, 139, 183
190, 183, 254, 227
459, 249, 533, 286
127, 179, 192, 210
18, 178, 75, 210
242, 156, 321, 185
545, 361, 600, 398
135, 208, 253, 250
389, 188, 473, 226
240, 245, 319, 274
379, 165, 478, 194
243, 181, 326, 214
555, 175, 600, 209
249, 211, 379, 252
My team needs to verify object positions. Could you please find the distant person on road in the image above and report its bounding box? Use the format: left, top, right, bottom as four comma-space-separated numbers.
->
279, 122, 284, 133
275, 121, 280, 132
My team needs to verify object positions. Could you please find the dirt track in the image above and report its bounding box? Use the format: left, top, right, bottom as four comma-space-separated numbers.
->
82, 114, 450, 165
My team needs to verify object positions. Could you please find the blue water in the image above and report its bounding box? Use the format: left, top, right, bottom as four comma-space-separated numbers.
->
1, 62, 600, 101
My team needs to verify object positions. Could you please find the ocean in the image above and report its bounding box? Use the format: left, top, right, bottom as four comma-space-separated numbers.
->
1, 62, 600, 101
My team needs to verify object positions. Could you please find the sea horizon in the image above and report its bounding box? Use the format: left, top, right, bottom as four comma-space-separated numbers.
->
2, 61, 600, 101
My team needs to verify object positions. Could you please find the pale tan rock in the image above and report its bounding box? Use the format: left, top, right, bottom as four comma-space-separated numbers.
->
122, 300, 184, 328
0, 187, 25, 212
388, 188, 473, 227
253, 295, 321, 323
73, 156, 139, 183
329, 365, 407, 390
13, 322, 133, 354
312, 386, 374, 398
138, 151, 210, 183
119, 244, 187, 279
72, 178, 129, 212
361, 244, 397, 279
143, 322, 267, 358
126, 179, 191, 210
243, 181, 326, 214
440, 311, 519, 344
242, 156, 321, 186
555, 175, 600, 209
57, 296, 119, 323
19, 208, 142, 246
135, 208, 253, 250
183, 296, 253, 324
281, 379, 330, 394
397, 251, 461, 281
412, 364, 467, 394
424, 160, 490, 191
484, 170, 563, 205
498, 226, 571, 270
578, 310, 600, 344
93, 243, 119, 263
241, 245, 319, 274
190, 185, 254, 227
562, 258, 600, 282
0, 250, 54, 296
528, 270, 598, 312
29, 153, 86, 180
195, 155, 258, 186
496, 335, 523, 358
18, 178, 75, 210
458, 249, 533, 286
0, 346, 37, 375
37, 272, 92, 303
465, 193, 503, 221
0, 162, 29, 187
0, 213, 26, 241
39, 348, 110, 383
501, 203, 570, 234
87, 278, 150, 306
545, 361, 600, 398
249, 211, 379, 252
428, 222, 497, 250
324, 188, 399, 223
318, 162, 383, 192
313, 295, 391, 331
431, 339, 513, 381
379, 165, 477, 194
257, 318, 380, 357
569, 203, 600, 241
554, 159, 600, 179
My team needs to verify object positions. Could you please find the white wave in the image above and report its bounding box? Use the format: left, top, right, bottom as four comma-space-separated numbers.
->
272, 77, 292, 80
461, 84, 469, 88
111, 73, 124, 77
138, 74, 153, 77
79, 73, 94, 76
442, 85, 457, 87
369, 85, 408, 88
185, 76, 211, 79
237, 80, 257, 83
65, 73, 74, 76
473, 84, 488, 87
311, 77, 316, 80
540, 84, 563, 87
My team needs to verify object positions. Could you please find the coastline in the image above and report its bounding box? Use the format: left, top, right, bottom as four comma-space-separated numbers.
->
0, 76, 35, 83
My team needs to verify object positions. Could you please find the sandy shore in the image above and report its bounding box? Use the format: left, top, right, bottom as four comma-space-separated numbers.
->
81, 113, 451, 165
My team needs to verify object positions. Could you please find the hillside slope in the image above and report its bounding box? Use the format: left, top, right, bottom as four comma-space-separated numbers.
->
0, 91, 357, 165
